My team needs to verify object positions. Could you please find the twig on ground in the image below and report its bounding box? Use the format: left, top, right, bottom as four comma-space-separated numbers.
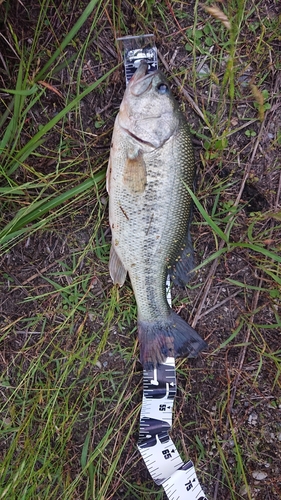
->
197, 289, 241, 319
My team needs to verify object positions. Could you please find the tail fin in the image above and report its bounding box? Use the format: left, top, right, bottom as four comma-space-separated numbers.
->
138, 310, 207, 368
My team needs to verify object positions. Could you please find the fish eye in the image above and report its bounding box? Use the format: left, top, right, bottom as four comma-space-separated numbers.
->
157, 83, 169, 94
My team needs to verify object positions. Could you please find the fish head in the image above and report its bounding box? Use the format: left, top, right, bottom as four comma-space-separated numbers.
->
118, 62, 180, 149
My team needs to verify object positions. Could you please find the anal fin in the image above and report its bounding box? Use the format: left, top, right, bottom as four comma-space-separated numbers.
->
109, 245, 127, 286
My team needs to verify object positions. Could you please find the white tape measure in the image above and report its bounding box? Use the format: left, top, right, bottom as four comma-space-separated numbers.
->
138, 356, 207, 499
118, 36, 208, 499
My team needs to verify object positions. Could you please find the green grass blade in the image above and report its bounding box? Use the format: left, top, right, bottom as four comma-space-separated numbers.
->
6, 67, 116, 176
0, 86, 38, 96
184, 184, 229, 243
232, 242, 281, 263
0, 170, 105, 246
35, 0, 103, 81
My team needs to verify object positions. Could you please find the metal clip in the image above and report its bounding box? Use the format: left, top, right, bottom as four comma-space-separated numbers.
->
117, 34, 158, 85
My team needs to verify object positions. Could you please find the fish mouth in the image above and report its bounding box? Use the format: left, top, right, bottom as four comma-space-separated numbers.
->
124, 128, 156, 149
129, 61, 156, 96
131, 61, 149, 81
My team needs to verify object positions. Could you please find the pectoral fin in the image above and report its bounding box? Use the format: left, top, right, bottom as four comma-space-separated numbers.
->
109, 245, 127, 286
123, 149, 147, 194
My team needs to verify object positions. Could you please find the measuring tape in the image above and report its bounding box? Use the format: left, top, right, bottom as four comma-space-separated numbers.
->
138, 357, 207, 499
117, 36, 208, 499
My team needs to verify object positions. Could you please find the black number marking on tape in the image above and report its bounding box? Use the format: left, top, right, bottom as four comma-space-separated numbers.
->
162, 449, 172, 460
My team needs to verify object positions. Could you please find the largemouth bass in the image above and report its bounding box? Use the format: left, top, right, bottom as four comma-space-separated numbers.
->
107, 62, 207, 367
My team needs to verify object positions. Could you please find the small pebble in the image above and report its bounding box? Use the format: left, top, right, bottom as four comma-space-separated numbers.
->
239, 485, 252, 497
252, 471, 268, 480
248, 411, 258, 426
197, 64, 210, 76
